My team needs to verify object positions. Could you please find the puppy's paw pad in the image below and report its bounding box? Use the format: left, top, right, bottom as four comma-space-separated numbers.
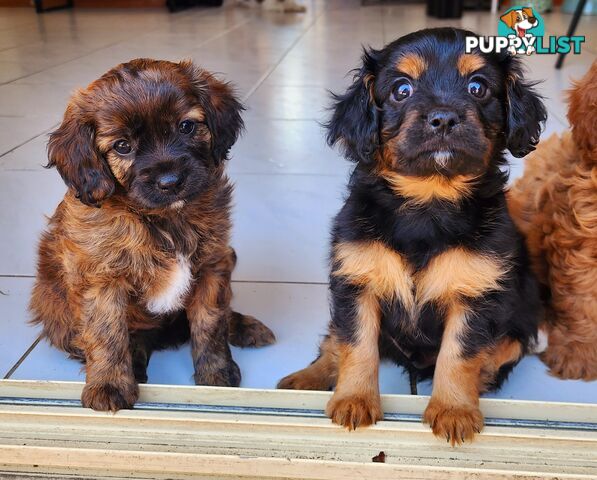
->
81, 381, 138, 412
326, 394, 383, 430
229, 313, 276, 348
423, 400, 484, 446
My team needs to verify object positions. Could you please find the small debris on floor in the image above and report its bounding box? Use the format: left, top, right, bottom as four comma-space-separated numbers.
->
0, 290, 7, 296
372, 451, 386, 463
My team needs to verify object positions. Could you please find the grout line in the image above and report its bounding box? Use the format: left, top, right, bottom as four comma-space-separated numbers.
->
0, 13, 253, 159
0, 274, 35, 278
241, 10, 326, 102
3, 335, 42, 380
0, 40, 125, 86
1, 9, 250, 88
0, 124, 57, 159
188, 17, 253, 51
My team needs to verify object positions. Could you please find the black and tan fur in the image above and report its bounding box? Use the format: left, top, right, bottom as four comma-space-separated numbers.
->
278, 28, 545, 445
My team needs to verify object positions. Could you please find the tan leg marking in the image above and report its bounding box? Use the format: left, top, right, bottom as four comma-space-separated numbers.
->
277, 336, 339, 391
326, 291, 383, 430
422, 303, 485, 446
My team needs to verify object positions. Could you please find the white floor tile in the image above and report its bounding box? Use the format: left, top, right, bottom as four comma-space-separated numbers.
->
246, 84, 332, 120
0, 277, 41, 378
0, 133, 49, 171
230, 172, 346, 283
230, 117, 349, 175
0, 116, 57, 156
0, 170, 66, 276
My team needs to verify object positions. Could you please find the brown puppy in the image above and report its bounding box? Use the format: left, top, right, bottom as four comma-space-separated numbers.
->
30, 59, 275, 411
508, 61, 597, 381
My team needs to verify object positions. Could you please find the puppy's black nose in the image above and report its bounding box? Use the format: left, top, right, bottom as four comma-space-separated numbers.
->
156, 172, 182, 192
427, 110, 460, 135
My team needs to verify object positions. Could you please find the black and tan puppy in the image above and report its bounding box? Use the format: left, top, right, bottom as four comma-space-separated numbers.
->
30, 59, 275, 411
278, 28, 545, 444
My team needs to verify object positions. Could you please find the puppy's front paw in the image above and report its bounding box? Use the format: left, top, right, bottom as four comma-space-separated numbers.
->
229, 312, 276, 348
81, 381, 139, 412
194, 358, 241, 387
423, 399, 484, 446
542, 343, 597, 381
326, 393, 382, 430
277, 368, 331, 391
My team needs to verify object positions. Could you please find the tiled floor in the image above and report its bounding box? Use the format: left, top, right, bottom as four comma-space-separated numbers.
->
1, 0, 596, 404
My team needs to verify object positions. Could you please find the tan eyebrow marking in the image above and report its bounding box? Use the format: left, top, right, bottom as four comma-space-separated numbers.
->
457, 53, 486, 77
185, 106, 205, 122
395, 53, 427, 79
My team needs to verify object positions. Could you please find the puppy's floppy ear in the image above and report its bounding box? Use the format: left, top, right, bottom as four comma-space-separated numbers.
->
47, 93, 115, 207
504, 60, 547, 158
500, 11, 516, 29
325, 48, 380, 164
180, 61, 244, 165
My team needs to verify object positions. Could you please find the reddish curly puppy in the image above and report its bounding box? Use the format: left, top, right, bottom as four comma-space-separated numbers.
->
508, 61, 597, 381
30, 59, 275, 411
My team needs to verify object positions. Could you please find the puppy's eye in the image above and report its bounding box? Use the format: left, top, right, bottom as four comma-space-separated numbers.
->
392, 80, 413, 102
113, 139, 132, 155
179, 120, 196, 135
468, 79, 489, 99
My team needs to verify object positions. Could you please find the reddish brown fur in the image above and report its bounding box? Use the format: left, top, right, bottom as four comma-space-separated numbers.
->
508, 62, 597, 381
29, 59, 275, 411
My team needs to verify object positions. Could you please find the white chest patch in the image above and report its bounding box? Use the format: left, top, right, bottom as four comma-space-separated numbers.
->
146, 254, 193, 315
434, 151, 452, 168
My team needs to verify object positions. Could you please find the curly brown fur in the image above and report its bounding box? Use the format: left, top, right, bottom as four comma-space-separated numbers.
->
29, 59, 275, 411
508, 62, 597, 381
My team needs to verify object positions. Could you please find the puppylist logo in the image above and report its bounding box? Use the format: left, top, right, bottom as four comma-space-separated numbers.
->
466, 6, 584, 56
